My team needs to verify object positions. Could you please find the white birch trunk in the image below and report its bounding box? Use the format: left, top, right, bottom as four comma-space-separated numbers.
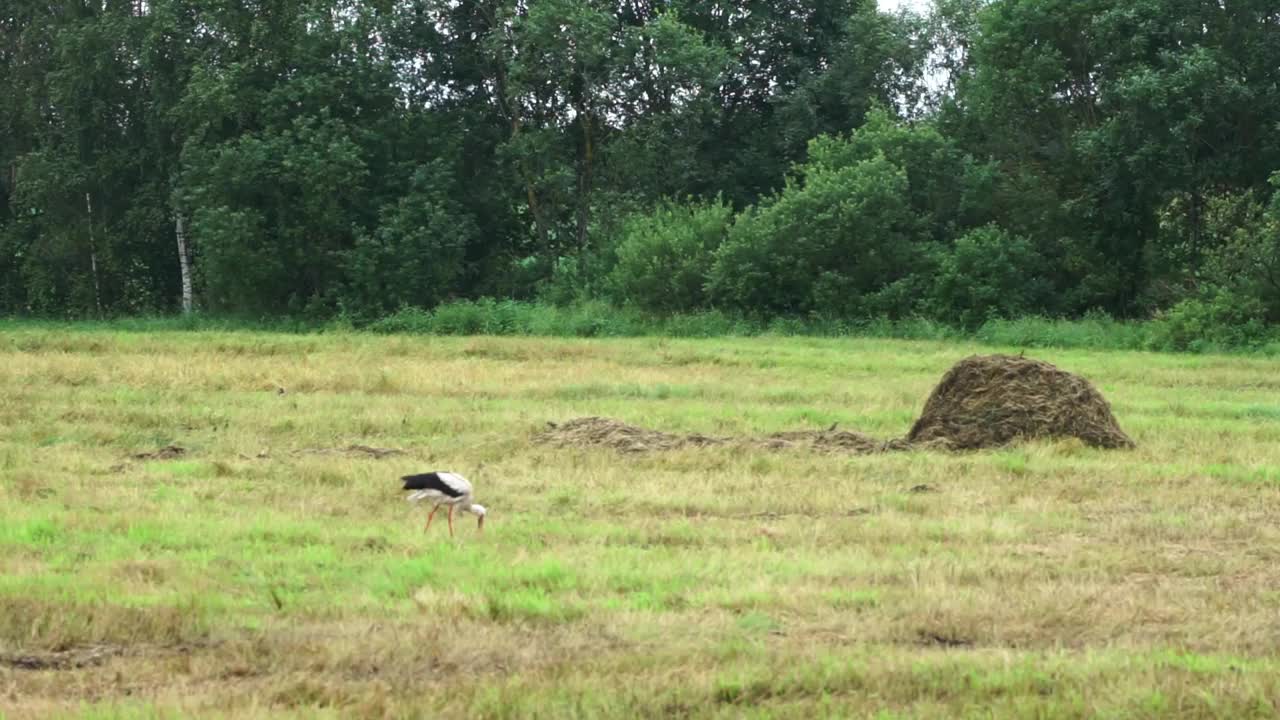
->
85, 192, 102, 316
175, 212, 193, 314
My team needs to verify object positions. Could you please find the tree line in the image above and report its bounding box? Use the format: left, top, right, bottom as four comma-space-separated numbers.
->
2, 0, 1278, 334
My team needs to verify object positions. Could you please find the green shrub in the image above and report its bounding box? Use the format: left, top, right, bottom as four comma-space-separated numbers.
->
1202, 175, 1280, 322
427, 300, 491, 335
661, 310, 758, 337
554, 300, 646, 337
853, 315, 959, 342
539, 254, 616, 307
709, 155, 928, 317
367, 300, 650, 337
8, 303, 1277, 354
606, 198, 732, 314
1148, 289, 1272, 352
366, 306, 436, 334
930, 224, 1051, 329
976, 311, 1149, 351
1152, 174, 1280, 324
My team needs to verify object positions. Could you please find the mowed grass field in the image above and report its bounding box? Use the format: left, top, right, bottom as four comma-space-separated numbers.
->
2, 329, 1280, 719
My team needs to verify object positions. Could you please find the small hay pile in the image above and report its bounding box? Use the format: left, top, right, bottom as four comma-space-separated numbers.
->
534, 418, 893, 455
533, 417, 727, 453
299, 445, 405, 459
759, 429, 888, 454
131, 445, 187, 461
905, 354, 1134, 450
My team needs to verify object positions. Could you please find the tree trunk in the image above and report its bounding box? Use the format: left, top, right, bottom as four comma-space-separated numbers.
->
85, 191, 102, 317
175, 211, 193, 314
575, 110, 593, 254
511, 115, 550, 251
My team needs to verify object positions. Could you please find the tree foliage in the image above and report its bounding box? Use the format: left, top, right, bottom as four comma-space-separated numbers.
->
1, 0, 1278, 338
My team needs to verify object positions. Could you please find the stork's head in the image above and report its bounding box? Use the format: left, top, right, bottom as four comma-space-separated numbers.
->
469, 504, 487, 531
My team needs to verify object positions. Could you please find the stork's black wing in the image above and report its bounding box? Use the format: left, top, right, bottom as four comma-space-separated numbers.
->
401, 471, 469, 498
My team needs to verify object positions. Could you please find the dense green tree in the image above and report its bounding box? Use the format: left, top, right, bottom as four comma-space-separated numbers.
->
179, 115, 373, 314
0, 3, 185, 315
674, 0, 930, 205
173, 0, 443, 315
952, 0, 1280, 315
341, 161, 476, 321
493, 0, 726, 253
805, 108, 995, 239
2, 0, 1277, 336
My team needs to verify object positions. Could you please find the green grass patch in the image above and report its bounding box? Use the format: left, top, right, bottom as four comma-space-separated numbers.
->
2, 329, 1279, 716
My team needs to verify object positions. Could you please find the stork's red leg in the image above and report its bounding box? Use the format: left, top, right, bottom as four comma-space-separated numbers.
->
447, 505, 455, 537
425, 506, 439, 532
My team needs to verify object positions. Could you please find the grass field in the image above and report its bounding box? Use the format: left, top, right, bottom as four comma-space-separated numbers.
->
2, 328, 1279, 718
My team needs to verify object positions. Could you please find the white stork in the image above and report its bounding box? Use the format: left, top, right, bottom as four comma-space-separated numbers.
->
402, 471, 486, 536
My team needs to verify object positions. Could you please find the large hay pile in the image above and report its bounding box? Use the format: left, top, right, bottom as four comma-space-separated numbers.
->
905, 354, 1134, 450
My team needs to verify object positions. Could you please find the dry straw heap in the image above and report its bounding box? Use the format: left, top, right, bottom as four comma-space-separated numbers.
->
535, 354, 1134, 454
905, 354, 1134, 450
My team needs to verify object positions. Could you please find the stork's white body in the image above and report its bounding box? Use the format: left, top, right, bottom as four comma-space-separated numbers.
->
406, 471, 473, 506
402, 471, 486, 536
